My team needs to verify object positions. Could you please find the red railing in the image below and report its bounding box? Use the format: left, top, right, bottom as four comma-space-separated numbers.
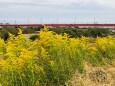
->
0, 24, 115, 27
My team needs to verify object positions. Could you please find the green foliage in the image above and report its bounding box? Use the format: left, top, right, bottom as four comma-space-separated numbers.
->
0, 28, 115, 86
0, 28, 19, 41
0, 27, 41, 41
0, 26, 115, 86
0, 29, 9, 41
22, 27, 35, 34
85, 28, 110, 37
49, 27, 112, 38
29, 35, 39, 41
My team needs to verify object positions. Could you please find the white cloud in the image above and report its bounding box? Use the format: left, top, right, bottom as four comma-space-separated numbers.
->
0, 0, 110, 4
0, 0, 115, 23
96, 0, 115, 5
0, 0, 115, 7
0, 0, 31, 3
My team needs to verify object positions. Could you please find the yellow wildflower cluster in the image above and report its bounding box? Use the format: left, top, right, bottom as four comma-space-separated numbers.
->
0, 26, 115, 86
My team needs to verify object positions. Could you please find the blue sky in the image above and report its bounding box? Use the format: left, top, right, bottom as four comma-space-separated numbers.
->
0, 0, 115, 24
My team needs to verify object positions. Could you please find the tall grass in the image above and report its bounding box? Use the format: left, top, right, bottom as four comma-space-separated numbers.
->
0, 26, 115, 86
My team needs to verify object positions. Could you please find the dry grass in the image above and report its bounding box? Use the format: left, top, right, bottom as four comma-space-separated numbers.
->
23, 33, 38, 39
68, 62, 115, 86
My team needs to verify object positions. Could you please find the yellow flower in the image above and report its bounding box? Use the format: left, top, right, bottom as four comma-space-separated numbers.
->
42, 24, 49, 31
50, 60, 55, 67
41, 47, 48, 58
0, 60, 9, 72
90, 46, 97, 52
39, 66, 45, 74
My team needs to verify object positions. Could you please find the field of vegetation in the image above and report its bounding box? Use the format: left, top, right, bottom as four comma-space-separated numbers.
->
0, 25, 115, 86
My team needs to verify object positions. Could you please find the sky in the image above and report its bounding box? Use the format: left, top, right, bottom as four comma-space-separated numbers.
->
0, 0, 115, 24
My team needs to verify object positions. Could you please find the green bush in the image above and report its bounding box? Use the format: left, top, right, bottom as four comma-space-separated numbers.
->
0, 30, 9, 41
49, 27, 112, 38
0, 28, 19, 40
49, 28, 84, 37
29, 35, 39, 41
85, 28, 110, 37
22, 27, 35, 34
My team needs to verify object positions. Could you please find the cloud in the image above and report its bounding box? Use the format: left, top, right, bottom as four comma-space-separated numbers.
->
0, 0, 114, 5
0, 0, 115, 23
0, 0, 115, 9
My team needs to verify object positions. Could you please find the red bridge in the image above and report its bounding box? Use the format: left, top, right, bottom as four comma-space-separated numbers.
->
0, 24, 115, 28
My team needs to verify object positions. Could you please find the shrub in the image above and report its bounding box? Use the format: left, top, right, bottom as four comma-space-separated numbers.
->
29, 35, 39, 41
85, 28, 110, 37
0, 28, 19, 40
50, 28, 111, 38
22, 27, 35, 34
0, 30, 9, 41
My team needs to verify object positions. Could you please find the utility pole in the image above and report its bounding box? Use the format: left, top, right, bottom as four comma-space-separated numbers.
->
28, 19, 29, 24
15, 20, 16, 24
4, 20, 5, 24
94, 18, 96, 28
75, 17, 77, 24
40, 18, 42, 24
94, 18, 96, 24
57, 18, 59, 24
